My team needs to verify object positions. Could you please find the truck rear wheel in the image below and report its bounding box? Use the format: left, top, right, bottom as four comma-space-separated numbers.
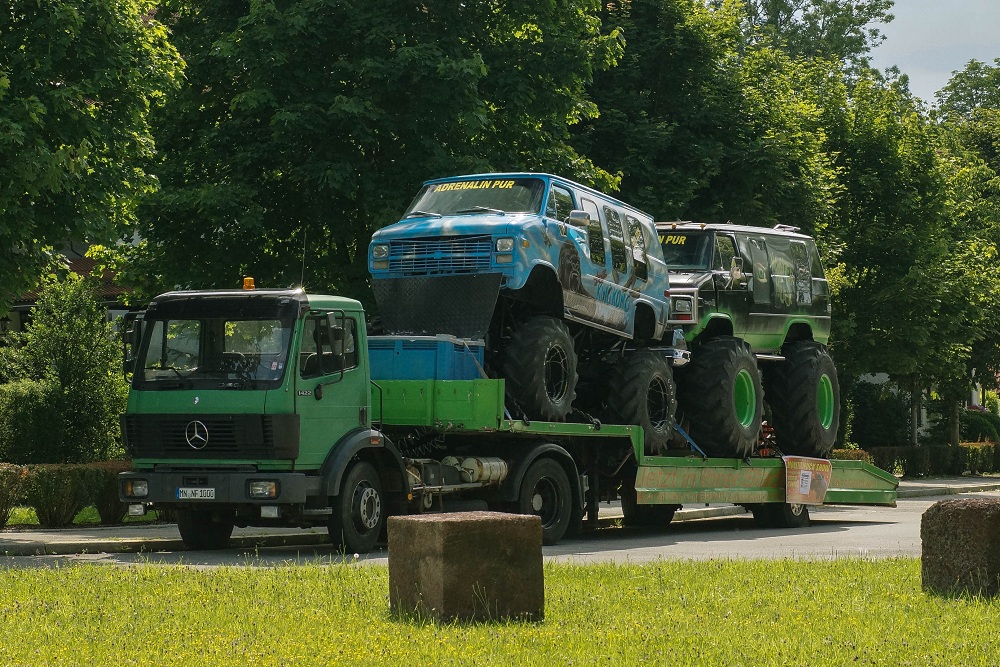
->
503, 316, 578, 421
751, 503, 810, 529
329, 461, 384, 554
176, 508, 235, 550
518, 458, 572, 545
765, 342, 840, 457
678, 337, 762, 457
606, 350, 676, 455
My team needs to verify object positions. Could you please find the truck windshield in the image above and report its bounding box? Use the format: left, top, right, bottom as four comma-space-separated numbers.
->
403, 177, 545, 218
137, 317, 293, 389
659, 231, 714, 270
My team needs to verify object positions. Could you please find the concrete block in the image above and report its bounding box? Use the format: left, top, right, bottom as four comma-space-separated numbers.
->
921, 498, 1000, 597
388, 511, 543, 622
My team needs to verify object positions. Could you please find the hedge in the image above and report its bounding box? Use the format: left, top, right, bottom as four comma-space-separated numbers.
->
0, 462, 133, 528
865, 443, 1000, 477
0, 463, 29, 529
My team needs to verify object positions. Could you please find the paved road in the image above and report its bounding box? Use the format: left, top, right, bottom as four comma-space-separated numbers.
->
4, 490, 998, 569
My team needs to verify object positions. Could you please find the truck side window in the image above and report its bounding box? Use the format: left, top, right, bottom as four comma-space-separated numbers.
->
604, 206, 629, 276
546, 184, 574, 221
626, 215, 648, 281
716, 235, 737, 272
580, 197, 605, 264
301, 316, 358, 379
789, 241, 812, 305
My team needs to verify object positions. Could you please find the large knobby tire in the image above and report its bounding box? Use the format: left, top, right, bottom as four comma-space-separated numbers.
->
329, 461, 385, 554
765, 342, 840, 457
678, 337, 763, 457
518, 458, 573, 545
503, 316, 578, 421
620, 473, 678, 527
176, 508, 235, 550
606, 350, 677, 455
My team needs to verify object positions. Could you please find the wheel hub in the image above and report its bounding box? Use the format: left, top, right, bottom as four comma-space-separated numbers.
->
354, 484, 381, 531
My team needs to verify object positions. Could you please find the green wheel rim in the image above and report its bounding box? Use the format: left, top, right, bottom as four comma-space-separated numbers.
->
733, 368, 756, 428
817, 374, 835, 430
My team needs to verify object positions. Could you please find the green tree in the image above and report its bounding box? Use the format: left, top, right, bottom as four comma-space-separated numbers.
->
0, 271, 128, 463
114, 0, 619, 305
0, 1, 181, 311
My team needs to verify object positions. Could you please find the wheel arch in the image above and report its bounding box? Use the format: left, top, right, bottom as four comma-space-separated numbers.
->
498, 442, 582, 516
509, 263, 563, 318
320, 428, 408, 498
632, 300, 659, 341
782, 321, 815, 347
693, 315, 734, 343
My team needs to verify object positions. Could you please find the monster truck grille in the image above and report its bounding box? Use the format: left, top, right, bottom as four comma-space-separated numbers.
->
388, 236, 493, 275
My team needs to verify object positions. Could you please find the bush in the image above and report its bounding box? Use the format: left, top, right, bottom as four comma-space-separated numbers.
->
830, 449, 872, 463
0, 379, 61, 464
867, 444, 1000, 477
0, 463, 29, 529
24, 464, 105, 528
961, 408, 1000, 442
91, 461, 132, 525
848, 380, 911, 448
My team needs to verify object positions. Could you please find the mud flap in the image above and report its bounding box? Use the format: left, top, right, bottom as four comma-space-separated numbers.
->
373, 274, 502, 338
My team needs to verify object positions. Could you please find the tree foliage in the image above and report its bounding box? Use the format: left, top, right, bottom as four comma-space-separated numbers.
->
0, 1, 181, 311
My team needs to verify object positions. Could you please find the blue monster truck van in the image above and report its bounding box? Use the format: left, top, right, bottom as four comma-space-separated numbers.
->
369, 173, 683, 453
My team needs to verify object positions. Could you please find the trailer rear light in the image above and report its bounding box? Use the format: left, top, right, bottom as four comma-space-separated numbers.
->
124, 479, 148, 498
249, 481, 279, 499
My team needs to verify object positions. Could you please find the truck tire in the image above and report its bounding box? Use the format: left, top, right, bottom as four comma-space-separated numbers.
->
751, 503, 810, 529
329, 461, 384, 554
518, 458, 572, 545
765, 342, 840, 457
678, 337, 762, 458
176, 509, 235, 550
503, 316, 578, 421
606, 350, 676, 455
620, 474, 678, 526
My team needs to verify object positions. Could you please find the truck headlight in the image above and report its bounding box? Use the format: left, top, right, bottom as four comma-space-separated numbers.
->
124, 479, 148, 498
672, 298, 692, 313
496, 237, 515, 252
372, 244, 389, 259
249, 480, 278, 499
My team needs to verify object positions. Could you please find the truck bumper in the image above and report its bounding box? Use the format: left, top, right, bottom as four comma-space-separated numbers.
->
119, 470, 320, 506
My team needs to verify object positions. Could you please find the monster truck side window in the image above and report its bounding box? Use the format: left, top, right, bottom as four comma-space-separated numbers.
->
764, 236, 795, 309
626, 215, 648, 281
581, 198, 606, 265
604, 206, 629, 276
715, 235, 738, 272
546, 184, 575, 221
748, 237, 772, 306
789, 241, 812, 305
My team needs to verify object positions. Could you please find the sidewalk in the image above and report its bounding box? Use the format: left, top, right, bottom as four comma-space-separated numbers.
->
3, 477, 999, 557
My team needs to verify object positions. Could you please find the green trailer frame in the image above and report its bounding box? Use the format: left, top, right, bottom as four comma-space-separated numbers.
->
372, 378, 898, 508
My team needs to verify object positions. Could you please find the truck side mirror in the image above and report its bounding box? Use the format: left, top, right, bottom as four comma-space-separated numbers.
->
566, 210, 590, 227
730, 257, 745, 284
122, 316, 144, 377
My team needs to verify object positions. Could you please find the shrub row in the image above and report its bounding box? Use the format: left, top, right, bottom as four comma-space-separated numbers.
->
863, 443, 1000, 477
0, 461, 131, 529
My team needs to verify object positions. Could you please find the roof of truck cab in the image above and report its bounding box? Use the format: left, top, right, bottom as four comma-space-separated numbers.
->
654, 221, 814, 241
148, 289, 362, 312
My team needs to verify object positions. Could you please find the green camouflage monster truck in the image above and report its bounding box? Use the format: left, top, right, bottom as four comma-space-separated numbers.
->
657, 222, 840, 458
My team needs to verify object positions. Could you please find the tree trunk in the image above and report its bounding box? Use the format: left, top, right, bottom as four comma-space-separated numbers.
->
949, 399, 961, 447
909, 377, 920, 447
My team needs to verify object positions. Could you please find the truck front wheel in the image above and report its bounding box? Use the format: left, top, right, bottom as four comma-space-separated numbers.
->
678, 337, 762, 457
518, 458, 572, 545
503, 316, 578, 421
176, 508, 235, 550
329, 461, 385, 554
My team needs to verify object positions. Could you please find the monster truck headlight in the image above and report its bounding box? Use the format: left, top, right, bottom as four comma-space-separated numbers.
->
671, 296, 694, 321
124, 479, 148, 498
495, 237, 515, 264
371, 244, 390, 270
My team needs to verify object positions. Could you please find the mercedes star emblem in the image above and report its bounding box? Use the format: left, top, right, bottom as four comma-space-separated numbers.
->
185, 420, 209, 450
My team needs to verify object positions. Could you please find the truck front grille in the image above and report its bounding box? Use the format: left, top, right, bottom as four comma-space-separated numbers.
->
122, 414, 299, 460
388, 236, 493, 275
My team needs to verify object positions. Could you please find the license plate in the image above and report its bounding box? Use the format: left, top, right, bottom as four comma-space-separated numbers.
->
176, 487, 215, 500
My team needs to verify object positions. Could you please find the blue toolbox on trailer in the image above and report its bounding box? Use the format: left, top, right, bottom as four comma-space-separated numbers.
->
368, 335, 486, 381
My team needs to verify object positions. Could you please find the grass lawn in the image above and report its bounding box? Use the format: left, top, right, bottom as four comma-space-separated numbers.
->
0, 558, 997, 665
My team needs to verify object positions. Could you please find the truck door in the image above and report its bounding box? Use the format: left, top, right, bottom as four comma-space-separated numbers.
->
745, 236, 773, 348
713, 233, 750, 338
294, 311, 368, 468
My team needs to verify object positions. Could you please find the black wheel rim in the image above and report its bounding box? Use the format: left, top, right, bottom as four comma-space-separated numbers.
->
544, 344, 570, 403
647, 375, 671, 433
529, 477, 560, 528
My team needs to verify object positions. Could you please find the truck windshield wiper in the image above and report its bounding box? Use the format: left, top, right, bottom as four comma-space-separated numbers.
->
405, 210, 443, 218
456, 206, 506, 215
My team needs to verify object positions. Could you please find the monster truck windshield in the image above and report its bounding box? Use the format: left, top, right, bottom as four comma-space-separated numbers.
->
404, 177, 545, 218
660, 231, 714, 270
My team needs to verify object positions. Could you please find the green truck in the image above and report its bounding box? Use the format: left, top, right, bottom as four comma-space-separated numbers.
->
119, 285, 896, 552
